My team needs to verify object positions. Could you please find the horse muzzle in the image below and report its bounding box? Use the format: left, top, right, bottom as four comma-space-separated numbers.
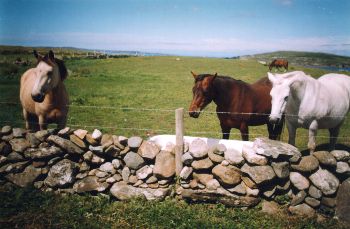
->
269, 115, 281, 124
189, 111, 200, 118
31, 93, 45, 103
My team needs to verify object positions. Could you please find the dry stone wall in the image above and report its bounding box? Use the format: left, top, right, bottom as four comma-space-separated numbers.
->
1, 126, 350, 222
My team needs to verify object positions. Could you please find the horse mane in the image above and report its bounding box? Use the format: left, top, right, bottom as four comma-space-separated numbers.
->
37, 54, 68, 81
195, 74, 243, 83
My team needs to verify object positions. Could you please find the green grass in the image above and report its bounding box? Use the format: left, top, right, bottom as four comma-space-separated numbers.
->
1, 51, 350, 150
0, 186, 344, 229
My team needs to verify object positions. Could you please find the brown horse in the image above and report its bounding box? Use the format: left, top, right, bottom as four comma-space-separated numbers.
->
20, 50, 69, 131
269, 59, 288, 71
189, 72, 283, 140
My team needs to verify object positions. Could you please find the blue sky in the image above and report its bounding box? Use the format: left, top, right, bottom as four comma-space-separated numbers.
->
1, 0, 349, 57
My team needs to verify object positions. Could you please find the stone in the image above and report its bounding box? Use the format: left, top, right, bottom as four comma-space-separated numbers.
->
128, 136, 143, 148
271, 161, 290, 179
290, 190, 307, 206
91, 154, 105, 164
0, 141, 11, 156
5, 165, 42, 187
331, 150, 350, 161
69, 134, 87, 149
44, 159, 78, 188
1, 125, 12, 135
73, 176, 109, 193
253, 137, 300, 160
189, 179, 198, 189
123, 152, 145, 170
91, 129, 102, 140
101, 134, 113, 148
263, 186, 277, 198
153, 151, 175, 179
276, 180, 291, 191
189, 138, 209, 159
242, 145, 267, 165
193, 173, 213, 186
122, 167, 130, 182
305, 197, 320, 208
212, 164, 241, 186
57, 127, 71, 137
208, 150, 224, 163
34, 130, 51, 141
7, 151, 25, 162
241, 176, 257, 189
191, 157, 214, 170
224, 149, 244, 165
85, 134, 98, 146
164, 142, 175, 153
120, 146, 130, 156
214, 144, 226, 155
25, 146, 63, 160
47, 135, 84, 155
261, 200, 281, 215
146, 176, 158, 184
136, 165, 153, 180
105, 145, 120, 157
25, 133, 41, 147
73, 129, 88, 140
227, 183, 246, 195
181, 152, 193, 165
336, 161, 350, 174
76, 172, 88, 180
179, 166, 193, 180
309, 168, 339, 195
0, 161, 29, 173
9, 138, 30, 153
32, 161, 46, 168
89, 145, 104, 154
83, 151, 93, 161
99, 162, 116, 174
290, 172, 310, 190
308, 185, 322, 199
321, 196, 336, 208
291, 155, 319, 173
336, 178, 350, 224
241, 164, 276, 185
206, 179, 220, 190
112, 159, 122, 169
12, 128, 26, 138
288, 204, 315, 217
221, 160, 229, 166
95, 171, 108, 178
312, 151, 337, 167
48, 157, 61, 166
137, 141, 160, 160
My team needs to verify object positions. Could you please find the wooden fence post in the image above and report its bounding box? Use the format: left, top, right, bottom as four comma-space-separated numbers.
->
175, 108, 184, 176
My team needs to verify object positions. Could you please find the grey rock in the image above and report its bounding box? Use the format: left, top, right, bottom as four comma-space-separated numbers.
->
193, 173, 214, 186
312, 151, 337, 167
214, 144, 226, 156
128, 136, 143, 148
276, 180, 291, 191
83, 151, 93, 161
305, 197, 320, 208
191, 157, 214, 170
105, 145, 120, 157
101, 134, 113, 148
331, 150, 350, 161
138, 141, 160, 160
263, 186, 277, 198
290, 190, 307, 206
309, 168, 339, 195
25, 133, 41, 147
136, 165, 153, 180
242, 145, 267, 165
9, 138, 30, 153
241, 164, 275, 185
271, 161, 290, 178
253, 137, 300, 160
321, 196, 336, 208
212, 164, 241, 186
7, 151, 25, 162
336, 161, 350, 174
153, 151, 175, 179
12, 128, 26, 138
73, 176, 109, 193
123, 152, 145, 170
99, 162, 116, 174
73, 129, 88, 140
47, 135, 84, 155
181, 152, 193, 165
146, 176, 158, 184
179, 166, 193, 180
1, 125, 12, 135
206, 179, 220, 190
88, 145, 104, 154
288, 203, 315, 217
91, 154, 105, 164
208, 150, 224, 163
227, 183, 246, 195
111, 159, 122, 169
0, 141, 11, 156
291, 155, 319, 173
44, 159, 78, 188
57, 127, 72, 137
25, 146, 63, 159
34, 130, 51, 142
224, 149, 244, 165
308, 185, 322, 199
79, 162, 90, 172
336, 178, 350, 224
189, 138, 209, 159
95, 171, 108, 178
290, 172, 310, 190
91, 129, 102, 140
261, 200, 281, 215
0, 161, 29, 173
122, 167, 130, 182
69, 134, 87, 149
5, 165, 42, 187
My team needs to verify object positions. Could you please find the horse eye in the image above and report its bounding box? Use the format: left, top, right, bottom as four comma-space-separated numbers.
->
284, 96, 288, 101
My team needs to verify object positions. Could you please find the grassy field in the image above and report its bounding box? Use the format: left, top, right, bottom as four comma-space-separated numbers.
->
1, 48, 350, 150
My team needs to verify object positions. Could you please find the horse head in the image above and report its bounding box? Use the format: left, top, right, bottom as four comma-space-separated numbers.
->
31, 50, 67, 103
268, 72, 291, 124
189, 71, 217, 118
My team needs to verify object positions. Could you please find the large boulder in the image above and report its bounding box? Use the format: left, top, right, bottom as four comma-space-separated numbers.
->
309, 168, 339, 195
47, 135, 84, 155
5, 165, 42, 187
291, 155, 319, 173
271, 161, 290, 179
191, 157, 214, 170
312, 151, 337, 167
290, 172, 310, 190
242, 145, 267, 165
24, 146, 63, 160
288, 203, 315, 217
44, 159, 78, 188
253, 137, 300, 161
212, 164, 241, 186
224, 149, 244, 165
73, 176, 109, 193
9, 138, 31, 153
189, 138, 209, 159
336, 178, 350, 225
240, 164, 276, 185
153, 151, 175, 179
123, 152, 145, 170
137, 141, 160, 160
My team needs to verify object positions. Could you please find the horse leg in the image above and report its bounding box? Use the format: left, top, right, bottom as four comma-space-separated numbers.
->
329, 125, 341, 151
287, 120, 296, 146
221, 124, 231, 140
57, 117, 67, 130
240, 122, 249, 141
38, 115, 48, 130
267, 123, 276, 140
22, 109, 30, 130
308, 120, 318, 153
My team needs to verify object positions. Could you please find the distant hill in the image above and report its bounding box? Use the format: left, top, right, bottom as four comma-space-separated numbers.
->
240, 51, 350, 70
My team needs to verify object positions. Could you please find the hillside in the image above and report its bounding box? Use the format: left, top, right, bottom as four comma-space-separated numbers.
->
241, 51, 350, 69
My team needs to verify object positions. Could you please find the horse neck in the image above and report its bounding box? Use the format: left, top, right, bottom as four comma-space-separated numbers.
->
212, 77, 237, 110
45, 80, 65, 105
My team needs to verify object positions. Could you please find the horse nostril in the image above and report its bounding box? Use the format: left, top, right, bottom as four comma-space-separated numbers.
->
31, 93, 45, 103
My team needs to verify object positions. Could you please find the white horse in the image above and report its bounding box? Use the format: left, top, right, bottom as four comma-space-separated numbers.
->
268, 71, 350, 152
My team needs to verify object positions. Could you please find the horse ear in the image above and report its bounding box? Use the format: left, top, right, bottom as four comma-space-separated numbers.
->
48, 50, 55, 61
191, 71, 198, 79
33, 50, 41, 60
267, 72, 276, 83
213, 73, 217, 79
